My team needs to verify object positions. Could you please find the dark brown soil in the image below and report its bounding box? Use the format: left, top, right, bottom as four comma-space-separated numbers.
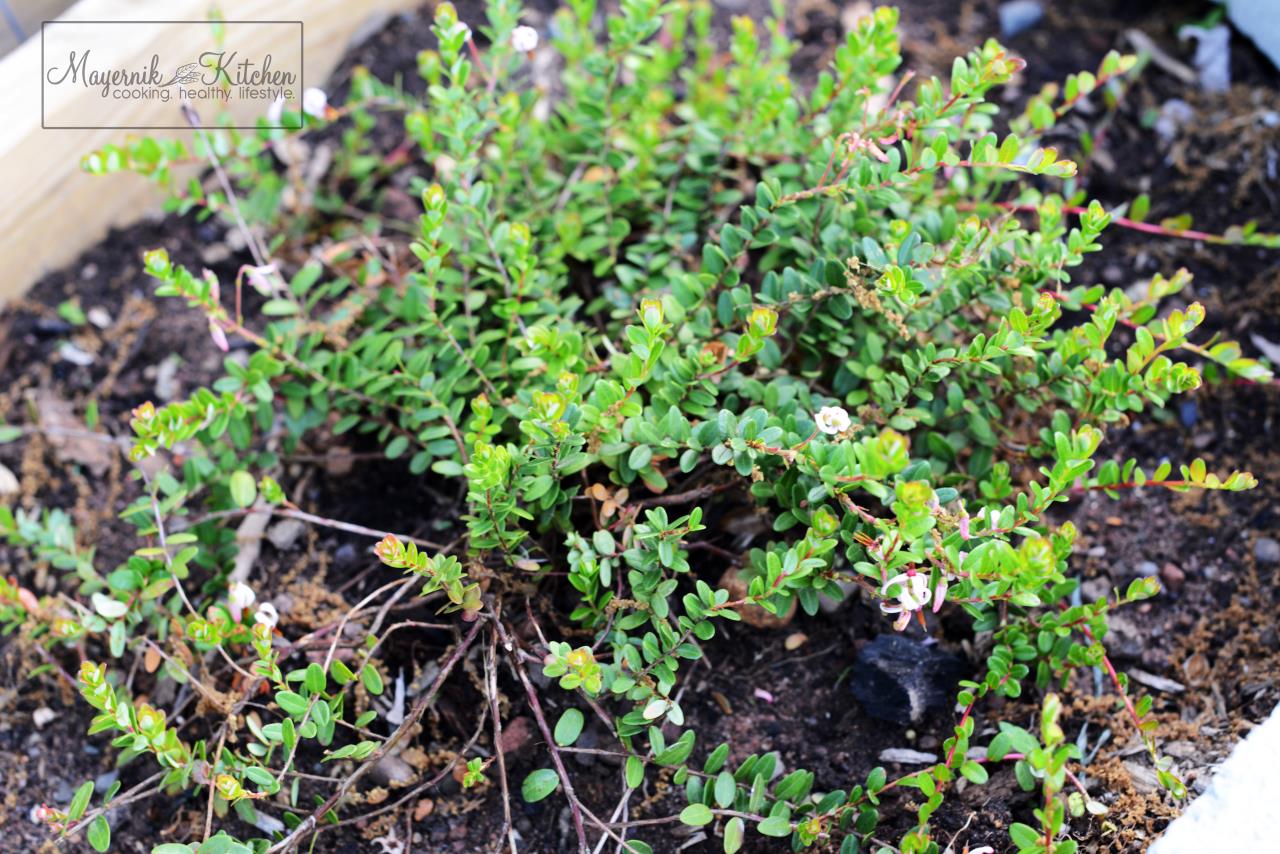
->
1, 2, 1277, 853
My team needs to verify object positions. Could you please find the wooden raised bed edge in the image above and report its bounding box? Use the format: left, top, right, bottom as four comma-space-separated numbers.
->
0, 0, 423, 306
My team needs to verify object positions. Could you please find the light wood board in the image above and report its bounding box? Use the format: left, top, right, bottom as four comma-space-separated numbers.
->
0, 0, 424, 303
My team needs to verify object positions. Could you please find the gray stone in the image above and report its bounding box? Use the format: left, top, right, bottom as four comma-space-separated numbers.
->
94, 770, 119, 793
879, 748, 937, 765
998, 1, 1043, 38
154, 354, 182, 402
53, 779, 75, 802
1135, 561, 1160, 578
818, 579, 860, 614
1254, 537, 1280, 564
1155, 99, 1195, 144
267, 519, 307, 551
1127, 668, 1185, 694
370, 753, 416, 787
1105, 613, 1144, 659
851, 635, 968, 725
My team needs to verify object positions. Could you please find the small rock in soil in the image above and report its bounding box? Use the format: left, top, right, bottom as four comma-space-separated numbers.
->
267, 518, 307, 551
201, 242, 233, 265
370, 752, 415, 787
53, 779, 75, 802
0, 463, 19, 496
94, 770, 119, 793
818, 578, 859, 614
31, 707, 56, 728
1254, 537, 1280, 564
154, 354, 182, 401
1156, 99, 1196, 144
1127, 668, 1186, 693
1161, 562, 1186, 589
1104, 613, 1144, 658
998, 0, 1043, 38
1123, 759, 1163, 793
87, 307, 112, 329
879, 747, 937, 764
1134, 560, 1160, 578
57, 342, 95, 367
38, 391, 114, 475
34, 317, 72, 336
1082, 576, 1110, 602
333, 542, 358, 568
571, 726, 603, 768
499, 716, 534, 754
851, 635, 967, 725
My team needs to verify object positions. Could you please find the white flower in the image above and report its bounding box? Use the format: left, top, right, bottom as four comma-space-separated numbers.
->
511, 25, 539, 53
302, 87, 328, 119
254, 602, 279, 628
814, 405, 851, 435
880, 571, 931, 631
267, 95, 285, 125
228, 582, 255, 621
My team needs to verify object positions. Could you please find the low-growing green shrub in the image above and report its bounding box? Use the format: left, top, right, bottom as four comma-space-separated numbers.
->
8, 1, 1276, 852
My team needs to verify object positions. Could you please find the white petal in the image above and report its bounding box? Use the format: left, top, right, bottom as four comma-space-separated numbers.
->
511, 25, 539, 52
254, 602, 279, 628
92, 592, 129, 620
302, 87, 328, 119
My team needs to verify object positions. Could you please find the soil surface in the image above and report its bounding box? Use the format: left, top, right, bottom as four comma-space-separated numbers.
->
1, 2, 1277, 853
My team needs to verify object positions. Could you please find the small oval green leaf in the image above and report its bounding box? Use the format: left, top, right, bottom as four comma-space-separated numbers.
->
521, 768, 560, 803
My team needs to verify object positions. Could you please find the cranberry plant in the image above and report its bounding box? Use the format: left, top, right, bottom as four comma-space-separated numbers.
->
6, 1, 1274, 853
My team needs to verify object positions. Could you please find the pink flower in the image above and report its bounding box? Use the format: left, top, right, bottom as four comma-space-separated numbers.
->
243, 264, 276, 295
880, 570, 931, 631
254, 602, 279, 628
227, 582, 255, 621
209, 319, 229, 352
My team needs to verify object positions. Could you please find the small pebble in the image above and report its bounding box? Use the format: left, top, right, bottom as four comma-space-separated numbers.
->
154, 354, 182, 402
35, 318, 72, 336
31, 707, 57, 729
1255, 537, 1280, 565
1082, 577, 1110, 602
0, 463, 19, 496
1135, 561, 1159, 578
371, 753, 415, 787
266, 519, 306, 551
998, 0, 1043, 38
1155, 99, 1196, 144
879, 748, 938, 765
57, 342, 95, 366
1161, 562, 1186, 589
